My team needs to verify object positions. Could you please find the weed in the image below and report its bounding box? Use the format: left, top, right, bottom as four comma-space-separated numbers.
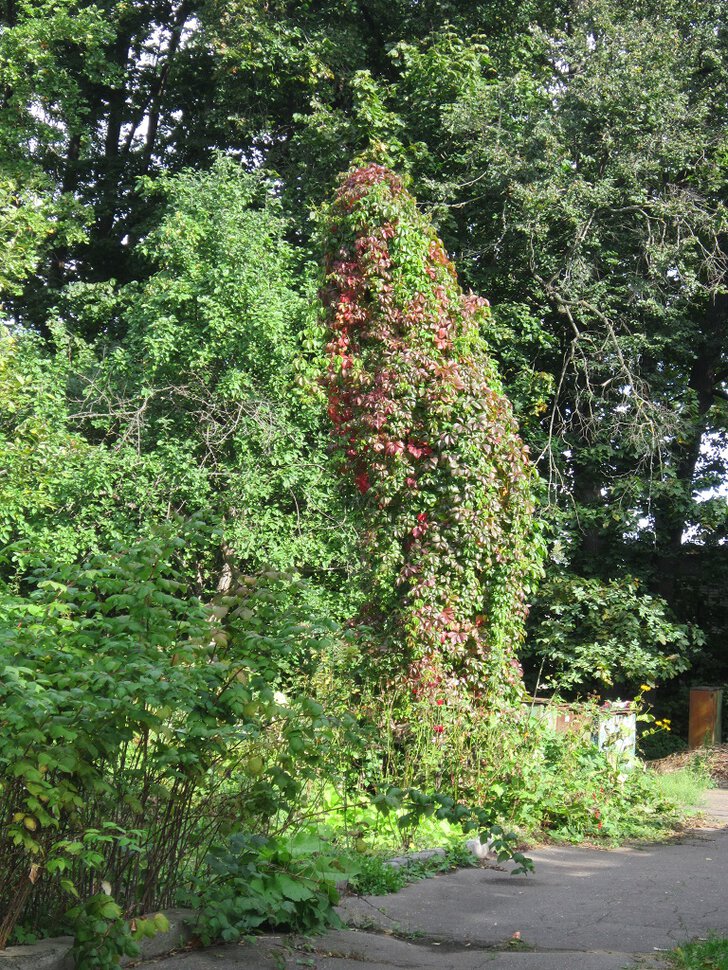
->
668, 935, 728, 969
652, 766, 712, 813
348, 846, 476, 896
181, 832, 357, 943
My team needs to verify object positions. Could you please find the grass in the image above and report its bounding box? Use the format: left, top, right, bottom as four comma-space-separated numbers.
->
668, 936, 728, 969
348, 844, 476, 896
651, 765, 712, 813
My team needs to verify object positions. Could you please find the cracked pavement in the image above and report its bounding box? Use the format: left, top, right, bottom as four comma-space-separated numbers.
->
140, 790, 728, 970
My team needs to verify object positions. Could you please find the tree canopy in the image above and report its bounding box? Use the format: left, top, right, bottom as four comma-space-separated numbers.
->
1, 0, 726, 704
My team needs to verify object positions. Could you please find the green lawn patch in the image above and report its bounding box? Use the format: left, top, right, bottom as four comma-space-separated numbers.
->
652, 765, 713, 814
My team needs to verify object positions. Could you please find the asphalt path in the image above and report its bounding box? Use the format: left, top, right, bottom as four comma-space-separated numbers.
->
139, 790, 728, 970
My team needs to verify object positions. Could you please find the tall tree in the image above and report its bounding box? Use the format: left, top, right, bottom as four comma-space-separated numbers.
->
1, 159, 357, 617
431, 0, 728, 690
1, 0, 565, 323
2, 0, 726, 701
1, 0, 219, 323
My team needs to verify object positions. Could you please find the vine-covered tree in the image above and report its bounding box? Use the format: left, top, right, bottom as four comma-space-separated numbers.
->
322, 164, 541, 700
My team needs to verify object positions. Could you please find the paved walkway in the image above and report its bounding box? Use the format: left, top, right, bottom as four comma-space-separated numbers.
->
140, 790, 728, 970
704, 787, 728, 825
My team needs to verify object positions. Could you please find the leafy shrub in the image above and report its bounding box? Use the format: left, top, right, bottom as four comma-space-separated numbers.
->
484, 724, 682, 843
311, 631, 680, 852
1, 156, 359, 623
526, 572, 698, 693
68, 895, 136, 970
0, 523, 348, 947
185, 832, 353, 943
345, 678, 682, 845
67, 895, 170, 970
349, 846, 475, 896
348, 855, 413, 896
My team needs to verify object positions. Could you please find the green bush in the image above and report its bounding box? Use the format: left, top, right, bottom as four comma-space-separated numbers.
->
67, 896, 170, 970
67, 894, 140, 970
0, 156, 359, 623
337, 675, 683, 845
184, 832, 354, 942
0, 523, 349, 946
526, 573, 698, 693
348, 846, 474, 896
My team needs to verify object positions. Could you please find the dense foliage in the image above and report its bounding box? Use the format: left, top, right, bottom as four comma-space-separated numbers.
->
322, 164, 540, 697
0, 527, 352, 945
431, 1, 728, 696
0, 159, 357, 617
527, 573, 697, 693
1, 0, 726, 954
2, 0, 723, 697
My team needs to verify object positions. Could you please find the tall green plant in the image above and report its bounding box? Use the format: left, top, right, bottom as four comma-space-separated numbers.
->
0, 525, 347, 947
2, 159, 359, 619
526, 572, 698, 692
322, 164, 542, 699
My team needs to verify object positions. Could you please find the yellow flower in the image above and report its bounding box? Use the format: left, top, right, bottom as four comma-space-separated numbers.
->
639, 684, 653, 692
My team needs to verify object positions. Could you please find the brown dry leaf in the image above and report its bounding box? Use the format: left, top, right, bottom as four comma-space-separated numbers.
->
650, 744, 728, 787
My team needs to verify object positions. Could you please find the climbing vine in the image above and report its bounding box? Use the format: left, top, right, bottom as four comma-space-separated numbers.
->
322, 164, 541, 701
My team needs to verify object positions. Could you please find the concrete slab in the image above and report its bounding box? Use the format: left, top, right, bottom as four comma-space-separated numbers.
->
283, 952, 658, 970
294, 929, 667, 970
137, 931, 666, 970
127, 910, 197, 961
0, 909, 197, 970
134, 940, 281, 968
0, 937, 73, 970
309, 952, 662, 970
